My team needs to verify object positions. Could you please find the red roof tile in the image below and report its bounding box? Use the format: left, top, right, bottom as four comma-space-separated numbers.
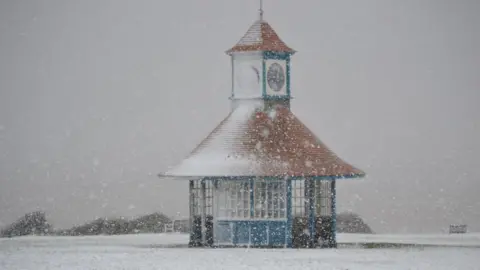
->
226, 20, 295, 54
164, 102, 364, 178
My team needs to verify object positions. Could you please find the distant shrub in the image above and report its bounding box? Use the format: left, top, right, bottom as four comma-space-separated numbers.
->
0, 211, 52, 237
128, 212, 171, 233
65, 217, 130, 236
336, 212, 373, 234
62, 212, 172, 236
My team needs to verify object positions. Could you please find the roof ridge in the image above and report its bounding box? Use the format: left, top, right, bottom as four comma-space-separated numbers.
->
226, 20, 295, 54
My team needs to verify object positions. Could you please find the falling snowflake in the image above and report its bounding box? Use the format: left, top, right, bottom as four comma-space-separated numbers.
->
261, 128, 270, 138
255, 141, 262, 150
93, 158, 100, 167
268, 109, 277, 119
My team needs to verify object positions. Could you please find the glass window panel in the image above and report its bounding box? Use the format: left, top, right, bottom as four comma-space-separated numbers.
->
253, 180, 286, 219
216, 181, 251, 219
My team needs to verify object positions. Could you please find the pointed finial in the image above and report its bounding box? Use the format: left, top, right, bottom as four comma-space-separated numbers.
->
259, 0, 264, 21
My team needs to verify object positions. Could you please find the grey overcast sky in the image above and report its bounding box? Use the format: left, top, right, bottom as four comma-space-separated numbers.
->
0, 0, 479, 233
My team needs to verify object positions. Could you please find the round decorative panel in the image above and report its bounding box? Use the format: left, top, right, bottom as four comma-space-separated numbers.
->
267, 63, 286, 92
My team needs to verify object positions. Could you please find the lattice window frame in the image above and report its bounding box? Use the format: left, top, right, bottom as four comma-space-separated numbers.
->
254, 179, 286, 219
315, 180, 332, 217
217, 180, 251, 219
291, 178, 307, 217
190, 179, 214, 217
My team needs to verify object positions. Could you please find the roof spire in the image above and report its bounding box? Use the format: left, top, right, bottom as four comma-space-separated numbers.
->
259, 0, 264, 21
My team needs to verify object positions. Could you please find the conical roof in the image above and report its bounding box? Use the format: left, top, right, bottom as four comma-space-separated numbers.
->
163, 102, 364, 179
226, 20, 295, 54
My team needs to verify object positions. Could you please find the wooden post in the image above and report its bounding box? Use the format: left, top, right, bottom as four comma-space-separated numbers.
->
188, 180, 194, 247
307, 177, 316, 248
330, 180, 337, 248
249, 178, 254, 247
213, 179, 219, 246
286, 178, 293, 248
201, 180, 207, 246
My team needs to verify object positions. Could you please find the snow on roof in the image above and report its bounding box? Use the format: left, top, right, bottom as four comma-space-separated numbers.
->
164, 101, 263, 178
162, 101, 364, 179
226, 20, 295, 54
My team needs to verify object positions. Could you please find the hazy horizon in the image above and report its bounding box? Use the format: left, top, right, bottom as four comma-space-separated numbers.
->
1, 0, 479, 234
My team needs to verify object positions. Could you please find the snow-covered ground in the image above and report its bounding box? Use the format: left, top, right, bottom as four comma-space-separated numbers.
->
338, 232, 480, 247
1, 233, 479, 269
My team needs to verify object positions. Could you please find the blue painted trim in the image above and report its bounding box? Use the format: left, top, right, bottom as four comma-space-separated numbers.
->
217, 220, 287, 247
262, 51, 292, 100
199, 174, 364, 182
250, 178, 254, 218
331, 180, 337, 247
188, 180, 194, 244
286, 58, 291, 97
264, 51, 291, 60
262, 95, 290, 101
249, 178, 255, 246
286, 178, 293, 248
262, 59, 266, 97
232, 223, 238, 245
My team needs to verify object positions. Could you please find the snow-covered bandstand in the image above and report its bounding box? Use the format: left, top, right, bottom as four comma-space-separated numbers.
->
159, 7, 365, 249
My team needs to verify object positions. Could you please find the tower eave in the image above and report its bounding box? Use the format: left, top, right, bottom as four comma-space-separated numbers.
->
159, 172, 365, 181
225, 47, 297, 56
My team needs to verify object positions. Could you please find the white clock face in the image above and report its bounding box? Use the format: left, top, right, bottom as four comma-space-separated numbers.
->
236, 63, 261, 91
267, 63, 286, 92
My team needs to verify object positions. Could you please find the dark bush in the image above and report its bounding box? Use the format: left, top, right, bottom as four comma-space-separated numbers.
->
0, 211, 52, 237
336, 212, 373, 234
62, 212, 172, 236
128, 212, 171, 233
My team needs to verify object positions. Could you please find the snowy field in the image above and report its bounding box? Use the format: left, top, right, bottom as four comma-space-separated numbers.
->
1, 233, 479, 270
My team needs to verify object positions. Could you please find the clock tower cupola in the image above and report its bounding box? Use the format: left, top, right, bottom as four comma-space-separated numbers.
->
161, 0, 366, 250
226, 1, 296, 109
